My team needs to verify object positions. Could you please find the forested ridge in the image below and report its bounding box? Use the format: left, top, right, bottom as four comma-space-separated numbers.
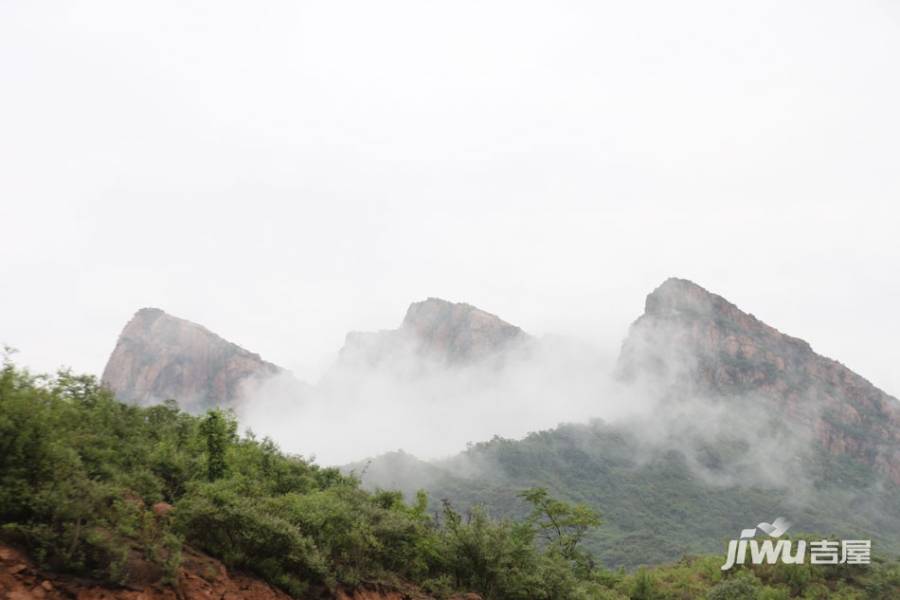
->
393, 420, 900, 570
1, 355, 898, 599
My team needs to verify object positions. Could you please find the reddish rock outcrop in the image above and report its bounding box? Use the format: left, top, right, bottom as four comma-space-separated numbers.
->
151, 502, 174, 519
618, 277, 900, 484
0, 543, 291, 600
101, 308, 283, 412
0, 545, 480, 600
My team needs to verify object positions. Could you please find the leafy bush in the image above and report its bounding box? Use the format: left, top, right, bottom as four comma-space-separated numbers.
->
707, 572, 761, 600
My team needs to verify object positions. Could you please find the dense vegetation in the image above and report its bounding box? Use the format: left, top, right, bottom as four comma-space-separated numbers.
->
362, 420, 900, 569
2, 356, 899, 599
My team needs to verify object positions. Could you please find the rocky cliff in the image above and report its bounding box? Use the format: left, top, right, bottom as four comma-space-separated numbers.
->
617, 277, 900, 483
339, 298, 530, 367
102, 308, 282, 412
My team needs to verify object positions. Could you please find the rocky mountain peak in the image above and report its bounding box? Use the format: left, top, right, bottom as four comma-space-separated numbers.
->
642, 278, 812, 352
102, 308, 282, 411
644, 277, 730, 318
618, 277, 900, 483
340, 298, 529, 366
401, 298, 527, 361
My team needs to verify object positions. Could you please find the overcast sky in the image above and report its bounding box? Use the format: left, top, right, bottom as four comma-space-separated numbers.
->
1, 1, 898, 397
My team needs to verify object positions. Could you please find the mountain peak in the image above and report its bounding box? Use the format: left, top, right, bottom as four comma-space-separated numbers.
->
404, 297, 527, 361
401, 297, 460, 329
340, 298, 529, 366
618, 278, 900, 483
639, 278, 811, 352
645, 278, 719, 314
102, 309, 281, 411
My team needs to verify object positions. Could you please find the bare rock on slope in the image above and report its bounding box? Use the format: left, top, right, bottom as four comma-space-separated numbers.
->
618, 277, 900, 483
102, 308, 283, 412
0, 543, 479, 600
339, 298, 530, 367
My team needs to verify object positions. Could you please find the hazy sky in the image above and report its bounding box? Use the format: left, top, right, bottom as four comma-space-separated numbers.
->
2, 1, 898, 397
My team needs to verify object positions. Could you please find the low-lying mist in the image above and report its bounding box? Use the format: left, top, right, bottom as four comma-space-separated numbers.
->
235, 334, 650, 466
234, 327, 819, 506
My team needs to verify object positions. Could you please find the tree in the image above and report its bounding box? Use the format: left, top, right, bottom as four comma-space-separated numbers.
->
518, 487, 601, 561
630, 567, 660, 600
199, 409, 235, 481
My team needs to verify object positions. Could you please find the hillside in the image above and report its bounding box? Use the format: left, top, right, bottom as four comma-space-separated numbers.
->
0, 358, 602, 600
90, 279, 900, 581
401, 421, 900, 568
4, 356, 900, 599
4, 357, 900, 599
356, 279, 900, 568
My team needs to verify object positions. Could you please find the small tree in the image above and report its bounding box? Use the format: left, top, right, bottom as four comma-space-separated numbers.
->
518, 487, 601, 561
631, 567, 661, 600
199, 409, 235, 481
707, 572, 761, 600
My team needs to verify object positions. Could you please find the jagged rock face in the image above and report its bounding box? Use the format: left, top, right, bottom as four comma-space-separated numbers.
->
618, 277, 900, 483
102, 308, 281, 411
339, 298, 529, 367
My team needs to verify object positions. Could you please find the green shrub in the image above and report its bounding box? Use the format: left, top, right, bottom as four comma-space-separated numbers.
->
707, 572, 761, 600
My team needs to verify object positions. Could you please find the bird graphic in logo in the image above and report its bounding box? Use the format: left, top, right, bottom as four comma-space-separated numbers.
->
740, 517, 792, 539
